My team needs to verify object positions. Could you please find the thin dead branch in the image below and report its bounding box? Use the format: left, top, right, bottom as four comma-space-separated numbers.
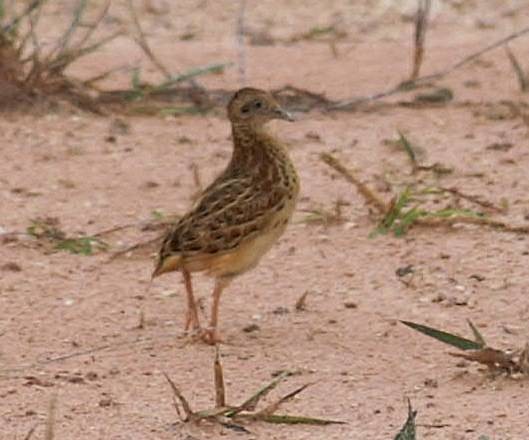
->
45, 395, 57, 440
2, 0, 42, 34
295, 291, 309, 311
126, 0, 171, 79
23, 424, 38, 440
106, 234, 164, 262
164, 373, 196, 422
320, 152, 388, 214
214, 346, 226, 408
438, 186, 504, 213
410, 0, 431, 80
414, 215, 529, 234
505, 46, 528, 92
332, 25, 529, 109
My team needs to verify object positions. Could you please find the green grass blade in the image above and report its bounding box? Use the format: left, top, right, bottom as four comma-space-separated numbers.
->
397, 131, 417, 166
394, 399, 416, 440
393, 206, 426, 236
427, 208, 483, 219
467, 320, 486, 348
258, 414, 345, 425
55, 236, 108, 255
400, 320, 483, 351
372, 188, 412, 237
225, 372, 289, 417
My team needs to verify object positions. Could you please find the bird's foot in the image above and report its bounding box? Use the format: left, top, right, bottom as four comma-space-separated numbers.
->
200, 327, 223, 345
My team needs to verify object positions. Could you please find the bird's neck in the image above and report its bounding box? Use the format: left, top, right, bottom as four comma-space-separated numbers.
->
230, 123, 286, 167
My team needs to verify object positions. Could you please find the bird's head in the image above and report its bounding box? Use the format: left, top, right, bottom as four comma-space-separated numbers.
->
227, 87, 294, 126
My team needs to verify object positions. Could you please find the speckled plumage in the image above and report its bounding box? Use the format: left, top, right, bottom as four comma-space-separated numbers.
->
152, 87, 299, 344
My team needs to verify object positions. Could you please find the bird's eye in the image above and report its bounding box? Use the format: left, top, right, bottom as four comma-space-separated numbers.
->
254, 101, 262, 109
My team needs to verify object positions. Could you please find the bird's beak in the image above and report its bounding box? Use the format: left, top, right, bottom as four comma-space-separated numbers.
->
273, 106, 295, 122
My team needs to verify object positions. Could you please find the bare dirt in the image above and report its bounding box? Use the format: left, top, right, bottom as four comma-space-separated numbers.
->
2, 1, 529, 439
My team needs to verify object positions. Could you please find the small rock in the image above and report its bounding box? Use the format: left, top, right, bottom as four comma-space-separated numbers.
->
86, 372, 98, 381
486, 142, 513, 152
99, 398, 113, 408
424, 378, 438, 388
1, 262, 22, 272
343, 301, 357, 309
305, 131, 321, 141
396, 264, 414, 277
242, 323, 260, 333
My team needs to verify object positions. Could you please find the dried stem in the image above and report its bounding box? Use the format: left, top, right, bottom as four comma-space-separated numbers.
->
332, 24, 529, 109
45, 395, 57, 440
164, 373, 195, 421
438, 186, 503, 213
410, 0, 431, 80
2, 0, 42, 34
126, 0, 171, 79
214, 346, 226, 408
319, 152, 387, 214
505, 46, 528, 92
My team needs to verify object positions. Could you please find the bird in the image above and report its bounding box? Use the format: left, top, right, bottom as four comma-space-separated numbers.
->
152, 87, 300, 344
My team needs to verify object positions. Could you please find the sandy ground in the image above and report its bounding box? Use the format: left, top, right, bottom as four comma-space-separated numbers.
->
2, 1, 529, 439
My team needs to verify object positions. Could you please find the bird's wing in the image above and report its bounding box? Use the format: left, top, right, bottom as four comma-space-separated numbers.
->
159, 174, 288, 260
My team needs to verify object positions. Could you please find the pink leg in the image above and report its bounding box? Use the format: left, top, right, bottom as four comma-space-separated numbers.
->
182, 269, 201, 332
202, 277, 232, 345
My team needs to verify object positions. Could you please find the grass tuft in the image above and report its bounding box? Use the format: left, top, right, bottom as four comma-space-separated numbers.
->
164, 346, 344, 428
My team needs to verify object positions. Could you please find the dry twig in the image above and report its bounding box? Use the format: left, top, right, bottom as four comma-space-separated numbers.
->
320, 153, 529, 235
320, 152, 387, 214
332, 25, 529, 109
410, 0, 431, 80
505, 46, 528, 92
126, 0, 170, 79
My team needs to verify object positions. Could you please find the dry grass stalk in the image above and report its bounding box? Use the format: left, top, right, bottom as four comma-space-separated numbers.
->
0, 0, 122, 110
320, 153, 529, 236
126, 0, 170, 79
438, 186, 504, 213
505, 46, 528, 92
23, 424, 37, 440
320, 153, 387, 214
214, 346, 226, 408
164, 348, 342, 428
414, 215, 529, 234
295, 291, 309, 311
410, 0, 431, 80
332, 24, 529, 110
45, 395, 57, 440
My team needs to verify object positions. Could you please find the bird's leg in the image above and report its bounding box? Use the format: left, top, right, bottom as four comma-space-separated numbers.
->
202, 277, 232, 345
182, 269, 201, 332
